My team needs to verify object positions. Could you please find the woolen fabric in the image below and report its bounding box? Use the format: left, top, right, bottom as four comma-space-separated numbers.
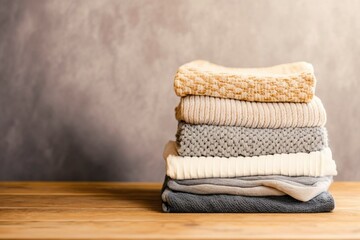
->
162, 188, 335, 213
166, 175, 333, 202
174, 60, 316, 103
175, 95, 326, 128
164, 141, 337, 179
176, 122, 328, 157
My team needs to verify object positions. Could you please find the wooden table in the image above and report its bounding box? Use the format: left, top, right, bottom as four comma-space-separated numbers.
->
0, 182, 359, 240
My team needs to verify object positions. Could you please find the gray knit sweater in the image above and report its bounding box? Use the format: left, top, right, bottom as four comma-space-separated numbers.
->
176, 122, 328, 157
162, 188, 335, 213
167, 175, 333, 202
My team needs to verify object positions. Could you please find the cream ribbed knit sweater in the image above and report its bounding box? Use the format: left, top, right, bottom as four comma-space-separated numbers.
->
176, 95, 326, 128
164, 141, 337, 180
174, 60, 316, 103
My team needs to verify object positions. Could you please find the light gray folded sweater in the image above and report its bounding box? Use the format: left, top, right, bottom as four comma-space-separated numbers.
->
167, 175, 333, 202
176, 122, 328, 157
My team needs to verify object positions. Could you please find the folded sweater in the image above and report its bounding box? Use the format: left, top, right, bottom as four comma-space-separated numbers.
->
176, 95, 326, 128
164, 141, 337, 179
176, 123, 328, 157
174, 60, 316, 103
166, 175, 333, 202
162, 188, 335, 213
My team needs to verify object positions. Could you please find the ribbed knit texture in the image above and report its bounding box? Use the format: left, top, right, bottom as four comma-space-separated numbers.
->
162, 188, 335, 213
176, 123, 328, 157
176, 95, 326, 128
166, 176, 333, 202
164, 141, 337, 179
174, 60, 316, 103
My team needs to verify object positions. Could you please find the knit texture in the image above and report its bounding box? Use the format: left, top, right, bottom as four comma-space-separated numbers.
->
162, 188, 335, 213
174, 60, 316, 103
176, 123, 328, 157
164, 141, 337, 179
166, 176, 333, 202
176, 95, 326, 128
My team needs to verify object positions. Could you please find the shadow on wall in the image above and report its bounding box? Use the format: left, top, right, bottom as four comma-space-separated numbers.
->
0, 1, 156, 181
1, 1, 174, 181
1, 107, 134, 181
42, 123, 127, 181
0, 41, 134, 181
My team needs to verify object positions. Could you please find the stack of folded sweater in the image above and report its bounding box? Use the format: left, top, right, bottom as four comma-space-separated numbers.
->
162, 60, 337, 213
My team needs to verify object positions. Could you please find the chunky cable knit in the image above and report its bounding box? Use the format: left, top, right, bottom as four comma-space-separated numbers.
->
164, 141, 337, 179
174, 60, 316, 103
176, 95, 326, 128
161, 188, 335, 213
176, 123, 328, 157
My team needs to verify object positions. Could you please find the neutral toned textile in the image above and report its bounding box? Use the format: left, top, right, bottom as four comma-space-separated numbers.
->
176, 123, 328, 157
174, 60, 316, 103
166, 176, 333, 202
175, 95, 326, 128
164, 141, 337, 179
161, 188, 334, 213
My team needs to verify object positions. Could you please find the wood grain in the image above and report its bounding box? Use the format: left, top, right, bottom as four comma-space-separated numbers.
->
0, 182, 359, 240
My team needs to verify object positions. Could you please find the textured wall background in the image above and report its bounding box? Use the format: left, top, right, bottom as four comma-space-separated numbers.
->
1, 0, 359, 181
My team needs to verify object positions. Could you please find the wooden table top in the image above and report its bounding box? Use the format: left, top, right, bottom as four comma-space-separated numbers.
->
0, 182, 359, 240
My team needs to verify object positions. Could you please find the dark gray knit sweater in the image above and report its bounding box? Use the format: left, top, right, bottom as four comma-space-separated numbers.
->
162, 187, 335, 213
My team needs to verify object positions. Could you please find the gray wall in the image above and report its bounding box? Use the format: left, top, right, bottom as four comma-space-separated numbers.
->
1, 0, 359, 181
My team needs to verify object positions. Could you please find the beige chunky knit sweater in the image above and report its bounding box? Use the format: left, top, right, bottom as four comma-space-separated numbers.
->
176, 95, 327, 128
174, 60, 316, 103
